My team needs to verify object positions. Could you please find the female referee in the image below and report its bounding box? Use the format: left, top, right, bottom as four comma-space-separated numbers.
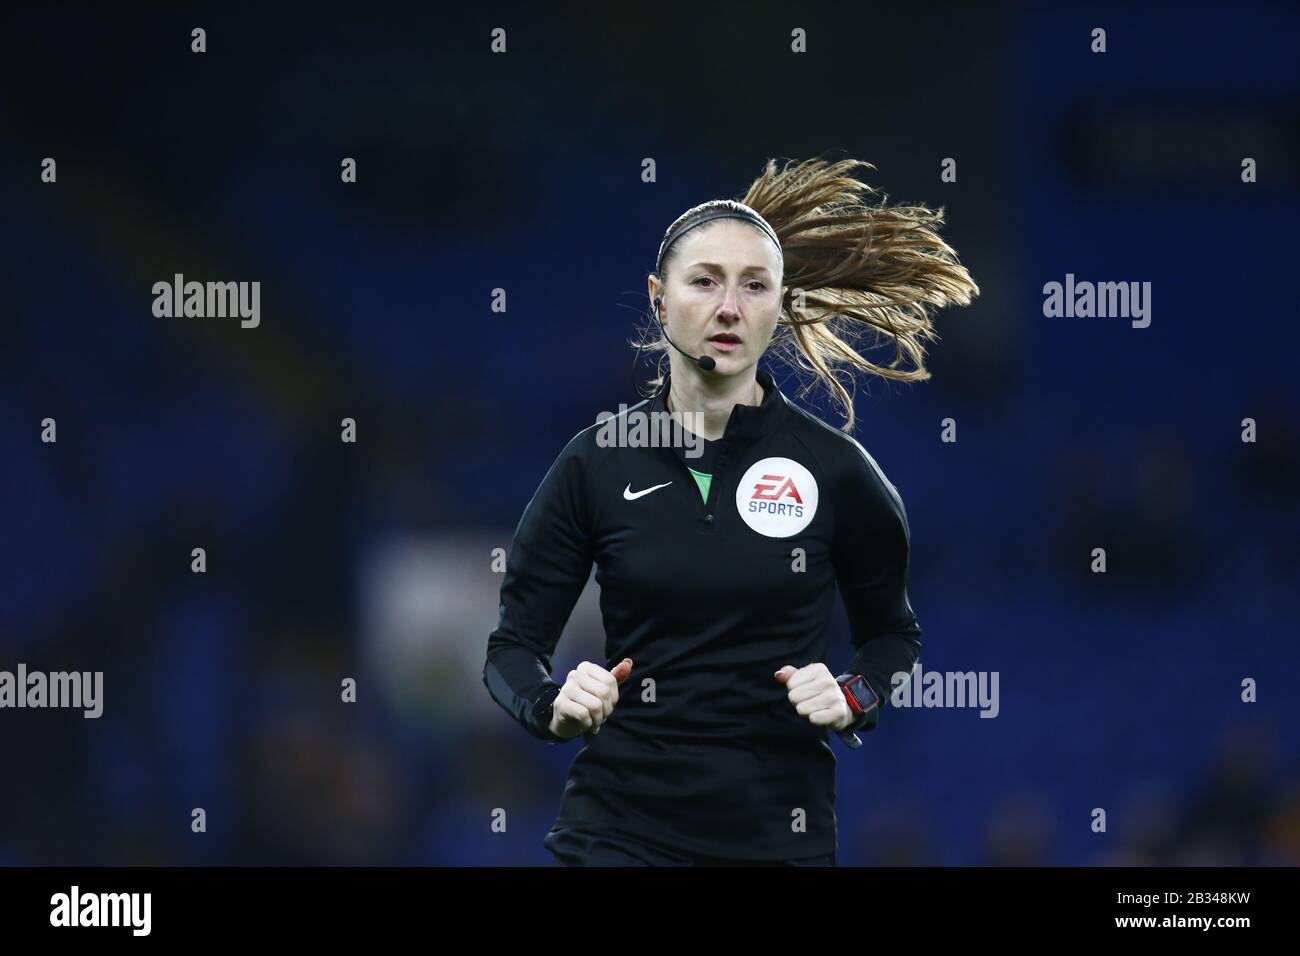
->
483, 157, 979, 866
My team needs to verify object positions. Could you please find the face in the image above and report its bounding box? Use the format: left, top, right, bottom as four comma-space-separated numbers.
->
650, 219, 785, 378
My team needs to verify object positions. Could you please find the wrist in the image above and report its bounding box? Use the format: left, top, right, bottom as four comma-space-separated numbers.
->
530, 684, 565, 742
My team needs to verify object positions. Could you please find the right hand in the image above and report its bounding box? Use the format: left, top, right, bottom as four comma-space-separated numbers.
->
549, 658, 634, 739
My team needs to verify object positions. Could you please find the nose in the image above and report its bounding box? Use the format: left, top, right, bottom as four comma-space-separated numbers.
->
717, 286, 741, 322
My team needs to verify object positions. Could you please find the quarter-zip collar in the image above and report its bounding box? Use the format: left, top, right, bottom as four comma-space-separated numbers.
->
648, 367, 788, 445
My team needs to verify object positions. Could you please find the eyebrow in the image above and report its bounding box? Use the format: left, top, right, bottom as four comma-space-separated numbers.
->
685, 262, 773, 276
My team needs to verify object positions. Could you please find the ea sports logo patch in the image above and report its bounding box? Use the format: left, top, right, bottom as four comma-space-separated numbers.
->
735, 457, 818, 538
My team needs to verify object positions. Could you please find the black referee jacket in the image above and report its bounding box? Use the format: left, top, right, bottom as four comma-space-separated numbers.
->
482, 368, 921, 859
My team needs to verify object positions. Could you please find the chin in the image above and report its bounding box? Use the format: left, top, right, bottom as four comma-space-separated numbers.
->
706, 354, 752, 376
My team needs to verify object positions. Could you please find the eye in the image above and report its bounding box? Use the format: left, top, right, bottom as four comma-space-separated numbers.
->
692, 276, 767, 290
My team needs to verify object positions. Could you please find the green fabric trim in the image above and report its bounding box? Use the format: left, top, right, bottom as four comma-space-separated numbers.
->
687, 467, 712, 503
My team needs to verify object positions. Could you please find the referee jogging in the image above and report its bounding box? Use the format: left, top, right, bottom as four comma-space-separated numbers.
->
483, 157, 979, 866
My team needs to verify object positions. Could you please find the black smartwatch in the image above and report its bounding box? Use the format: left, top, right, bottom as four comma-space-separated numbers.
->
834, 673, 879, 748
530, 684, 564, 741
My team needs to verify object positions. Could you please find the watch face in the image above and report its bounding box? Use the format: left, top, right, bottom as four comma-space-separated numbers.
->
845, 676, 875, 710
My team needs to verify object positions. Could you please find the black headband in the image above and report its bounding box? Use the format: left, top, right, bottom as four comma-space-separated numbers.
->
654, 205, 783, 278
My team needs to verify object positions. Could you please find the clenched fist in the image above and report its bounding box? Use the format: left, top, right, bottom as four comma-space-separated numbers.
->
549, 658, 634, 739
774, 662, 853, 731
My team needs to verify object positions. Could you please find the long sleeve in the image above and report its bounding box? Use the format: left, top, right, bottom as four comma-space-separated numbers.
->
831, 440, 922, 718
483, 431, 596, 743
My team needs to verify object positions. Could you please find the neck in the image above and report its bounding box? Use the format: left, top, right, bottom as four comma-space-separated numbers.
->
665, 360, 763, 441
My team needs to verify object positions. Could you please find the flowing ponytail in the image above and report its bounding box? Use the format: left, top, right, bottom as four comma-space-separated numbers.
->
638, 156, 980, 432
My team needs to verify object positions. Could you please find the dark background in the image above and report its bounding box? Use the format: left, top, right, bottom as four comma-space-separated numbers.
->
1, 2, 1297, 865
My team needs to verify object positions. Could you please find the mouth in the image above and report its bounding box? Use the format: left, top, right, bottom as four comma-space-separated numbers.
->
707, 332, 742, 352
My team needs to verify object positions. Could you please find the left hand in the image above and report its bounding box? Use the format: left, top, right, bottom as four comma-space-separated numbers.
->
774, 663, 853, 731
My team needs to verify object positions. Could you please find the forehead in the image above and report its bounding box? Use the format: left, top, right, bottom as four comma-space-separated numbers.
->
675, 219, 781, 269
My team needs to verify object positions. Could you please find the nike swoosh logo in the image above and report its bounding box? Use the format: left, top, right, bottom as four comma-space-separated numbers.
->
623, 481, 673, 501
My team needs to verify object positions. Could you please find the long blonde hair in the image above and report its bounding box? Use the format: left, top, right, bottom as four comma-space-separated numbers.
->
637, 156, 980, 432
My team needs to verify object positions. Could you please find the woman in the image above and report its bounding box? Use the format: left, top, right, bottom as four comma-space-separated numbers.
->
483, 157, 979, 866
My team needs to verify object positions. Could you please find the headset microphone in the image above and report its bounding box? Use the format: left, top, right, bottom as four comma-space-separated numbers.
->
653, 297, 716, 372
